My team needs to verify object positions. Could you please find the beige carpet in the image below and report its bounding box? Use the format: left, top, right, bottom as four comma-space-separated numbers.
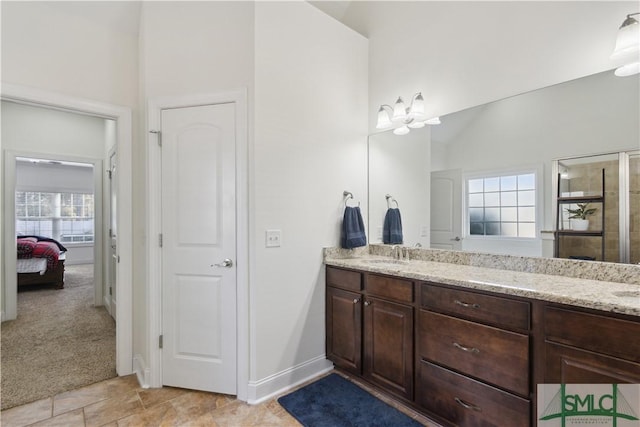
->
1, 264, 116, 410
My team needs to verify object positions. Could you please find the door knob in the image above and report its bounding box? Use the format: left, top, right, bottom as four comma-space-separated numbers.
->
450, 236, 461, 241
212, 259, 233, 268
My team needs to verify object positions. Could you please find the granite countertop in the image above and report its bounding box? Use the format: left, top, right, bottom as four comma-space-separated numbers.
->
324, 254, 640, 317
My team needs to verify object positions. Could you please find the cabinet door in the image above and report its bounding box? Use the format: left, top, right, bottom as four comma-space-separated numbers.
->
364, 297, 414, 400
326, 287, 362, 374
545, 342, 640, 384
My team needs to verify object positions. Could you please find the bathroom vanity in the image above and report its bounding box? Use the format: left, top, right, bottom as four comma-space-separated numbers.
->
324, 246, 640, 427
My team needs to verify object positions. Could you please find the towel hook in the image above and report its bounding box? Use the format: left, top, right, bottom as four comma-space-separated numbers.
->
344, 190, 360, 207
386, 194, 399, 208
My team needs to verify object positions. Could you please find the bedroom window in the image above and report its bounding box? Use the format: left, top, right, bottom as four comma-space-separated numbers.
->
466, 171, 537, 238
16, 191, 95, 243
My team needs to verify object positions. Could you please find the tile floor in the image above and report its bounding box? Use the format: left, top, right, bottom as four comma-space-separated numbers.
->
1, 371, 440, 427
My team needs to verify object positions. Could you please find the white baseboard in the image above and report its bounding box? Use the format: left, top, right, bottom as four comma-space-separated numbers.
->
246, 355, 333, 405
133, 354, 151, 389
103, 295, 111, 312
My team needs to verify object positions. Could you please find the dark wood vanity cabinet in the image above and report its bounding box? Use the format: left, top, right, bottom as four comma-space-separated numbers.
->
543, 305, 640, 384
326, 264, 640, 427
326, 267, 414, 400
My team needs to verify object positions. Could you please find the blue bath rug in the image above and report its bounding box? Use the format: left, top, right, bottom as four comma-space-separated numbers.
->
277, 373, 424, 427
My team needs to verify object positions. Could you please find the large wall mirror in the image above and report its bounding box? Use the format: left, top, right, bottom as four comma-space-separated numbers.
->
368, 69, 639, 263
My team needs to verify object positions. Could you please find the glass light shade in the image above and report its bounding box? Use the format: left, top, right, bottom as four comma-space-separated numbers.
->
425, 117, 441, 125
615, 62, 640, 76
376, 106, 393, 129
393, 125, 410, 136
392, 97, 408, 122
408, 120, 426, 129
611, 16, 640, 63
408, 92, 427, 120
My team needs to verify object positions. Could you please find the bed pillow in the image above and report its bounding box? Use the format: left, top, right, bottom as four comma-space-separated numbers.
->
18, 235, 68, 252
17, 237, 38, 258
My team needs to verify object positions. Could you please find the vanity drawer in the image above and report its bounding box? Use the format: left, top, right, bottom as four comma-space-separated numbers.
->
365, 274, 413, 303
417, 360, 530, 427
326, 266, 362, 292
420, 283, 530, 331
545, 306, 640, 363
419, 310, 530, 396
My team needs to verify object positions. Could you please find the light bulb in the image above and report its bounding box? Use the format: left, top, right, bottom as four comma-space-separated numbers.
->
408, 121, 426, 129
393, 125, 410, 136
376, 106, 393, 129
392, 97, 407, 122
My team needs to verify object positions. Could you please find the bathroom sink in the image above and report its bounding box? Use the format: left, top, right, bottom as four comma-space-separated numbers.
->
612, 290, 640, 298
362, 259, 409, 265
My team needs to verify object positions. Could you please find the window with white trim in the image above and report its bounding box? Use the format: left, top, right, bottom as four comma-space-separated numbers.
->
16, 191, 95, 243
466, 171, 537, 238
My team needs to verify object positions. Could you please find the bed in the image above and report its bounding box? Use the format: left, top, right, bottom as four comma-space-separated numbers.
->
17, 236, 67, 289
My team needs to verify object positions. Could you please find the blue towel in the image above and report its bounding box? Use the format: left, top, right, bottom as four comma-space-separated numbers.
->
383, 208, 403, 244
341, 206, 367, 249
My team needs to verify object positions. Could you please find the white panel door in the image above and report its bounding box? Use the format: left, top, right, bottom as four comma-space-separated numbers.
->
161, 103, 236, 394
430, 169, 463, 250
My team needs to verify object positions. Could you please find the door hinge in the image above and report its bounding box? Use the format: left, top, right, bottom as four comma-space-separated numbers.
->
109, 228, 113, 238
150, 129, 162, 147
159, 233, 163, 248
107, 168, 113, 179
159, 335, 163, 349
109, 287, 112, 296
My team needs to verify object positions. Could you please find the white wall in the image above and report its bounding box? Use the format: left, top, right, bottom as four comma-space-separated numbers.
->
2, 101, 109, 159
253, 1, 368, 393
369, 129, 430, 247
360, 1, 638, 132
0, 1, 138, 108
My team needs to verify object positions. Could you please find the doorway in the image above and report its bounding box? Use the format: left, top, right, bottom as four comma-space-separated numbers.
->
147, 90, 248, 400
1, 83, 133, 376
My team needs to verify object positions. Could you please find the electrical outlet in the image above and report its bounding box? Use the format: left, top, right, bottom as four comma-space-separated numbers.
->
420, 225, 429, 237
265, 229, 281, 248
377, 226, 383, 240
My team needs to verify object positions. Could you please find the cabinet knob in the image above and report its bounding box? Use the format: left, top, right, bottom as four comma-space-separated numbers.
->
353, 298, 360, 304
364, 300, 372, 306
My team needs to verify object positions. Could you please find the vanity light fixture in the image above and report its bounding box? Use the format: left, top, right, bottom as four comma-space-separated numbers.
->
376, 92, 440, 135
611, 12, 640, 77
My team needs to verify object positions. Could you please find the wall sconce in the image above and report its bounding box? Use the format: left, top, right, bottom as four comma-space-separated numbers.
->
376, 92, 440, 135
611, 12, 640, 77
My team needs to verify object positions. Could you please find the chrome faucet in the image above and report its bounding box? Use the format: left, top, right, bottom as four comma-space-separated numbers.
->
391, 245, 401, 260
391, 245, 406, 261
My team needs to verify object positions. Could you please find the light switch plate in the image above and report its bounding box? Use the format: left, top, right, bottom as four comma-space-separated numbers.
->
266, 229, 281, 248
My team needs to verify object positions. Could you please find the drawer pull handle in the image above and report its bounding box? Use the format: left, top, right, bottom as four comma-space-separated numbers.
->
454, 299, 480, 309
453, 342, 480, 354
455, 397, 482, 412
353, 298, 361, 304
